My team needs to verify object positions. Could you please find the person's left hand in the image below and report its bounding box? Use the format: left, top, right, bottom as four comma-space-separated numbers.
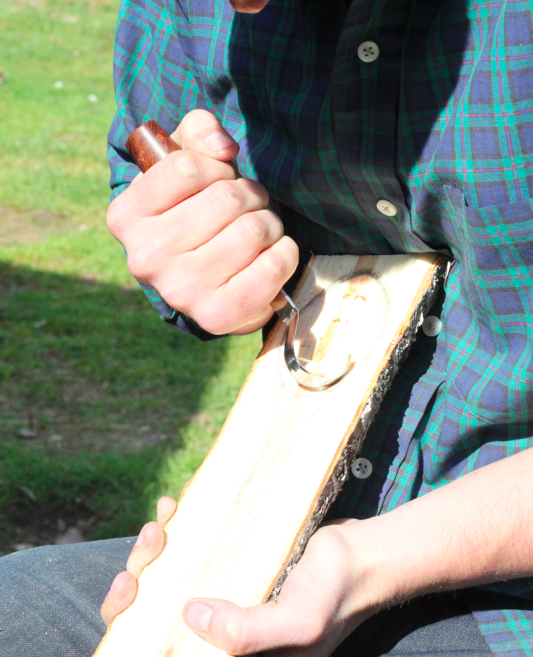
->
101, 498, 379, 657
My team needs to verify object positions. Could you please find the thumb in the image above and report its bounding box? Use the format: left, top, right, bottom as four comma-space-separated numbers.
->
183, 597, 323, 655
172, 109, 239, 160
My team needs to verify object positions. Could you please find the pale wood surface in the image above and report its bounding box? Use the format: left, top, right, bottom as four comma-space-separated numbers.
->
95, 253, 445, 657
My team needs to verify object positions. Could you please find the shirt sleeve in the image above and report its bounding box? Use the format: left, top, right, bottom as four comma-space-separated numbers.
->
107, 0, 220, 340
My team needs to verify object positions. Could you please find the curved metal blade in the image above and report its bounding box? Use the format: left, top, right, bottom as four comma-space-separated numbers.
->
276, 289, 351, 390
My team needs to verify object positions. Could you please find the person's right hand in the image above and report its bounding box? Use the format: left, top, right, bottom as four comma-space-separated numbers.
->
107, 110, 299, 335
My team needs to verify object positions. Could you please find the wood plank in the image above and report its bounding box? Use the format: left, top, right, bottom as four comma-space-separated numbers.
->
95, 253, 446, 657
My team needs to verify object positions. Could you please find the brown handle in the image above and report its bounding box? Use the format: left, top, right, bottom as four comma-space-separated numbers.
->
125, 120, 180, 173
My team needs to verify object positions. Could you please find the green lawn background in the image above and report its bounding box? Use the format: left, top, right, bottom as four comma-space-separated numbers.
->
0, 0, 260, 551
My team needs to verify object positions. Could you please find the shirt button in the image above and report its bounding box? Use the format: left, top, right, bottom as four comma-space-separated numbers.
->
351, 457, 373, 479
376, 199, 397, 216
357, 41, 380, 63
422, 315, 442, 337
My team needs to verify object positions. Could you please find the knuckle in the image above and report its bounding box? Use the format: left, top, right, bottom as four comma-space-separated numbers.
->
265, 211, 284, 238
239, 212, 271, 243
106, 196, 127, 237
126, 250, 152, 282
222, 616, 251, 655
279, 237, 299, 273
210, 180, 245, 212
240, 178, 269, 207
157, 281, 187, 314
171, 151, 201, 184
260, 251, 290, 283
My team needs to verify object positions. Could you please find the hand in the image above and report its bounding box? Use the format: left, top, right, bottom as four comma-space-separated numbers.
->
107, 109, 299, 335
181, 519, 377, 657
102, 452, 533, 654
102, 501, 378, 657
100, 496, 178, 626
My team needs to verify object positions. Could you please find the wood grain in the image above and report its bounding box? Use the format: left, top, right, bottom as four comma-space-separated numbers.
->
95, 252, 446, 657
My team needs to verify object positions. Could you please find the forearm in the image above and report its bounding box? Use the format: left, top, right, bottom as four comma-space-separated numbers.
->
352, 447, 533, 613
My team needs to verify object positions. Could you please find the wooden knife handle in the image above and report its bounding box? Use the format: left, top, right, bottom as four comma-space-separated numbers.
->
125, 120, 180, 173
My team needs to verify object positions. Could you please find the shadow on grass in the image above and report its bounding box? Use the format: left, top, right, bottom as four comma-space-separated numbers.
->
0, 260, 233, 551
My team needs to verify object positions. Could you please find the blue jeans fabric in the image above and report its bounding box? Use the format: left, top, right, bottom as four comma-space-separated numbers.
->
0, 538, 134, 656
333, 593, 491, 656
0, 538, 492, 656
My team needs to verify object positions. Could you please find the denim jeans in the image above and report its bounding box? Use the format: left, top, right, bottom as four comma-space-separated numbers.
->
0, 538, 492, 656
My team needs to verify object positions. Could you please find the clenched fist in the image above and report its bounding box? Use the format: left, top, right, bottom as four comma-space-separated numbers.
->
107, 109, 299, 335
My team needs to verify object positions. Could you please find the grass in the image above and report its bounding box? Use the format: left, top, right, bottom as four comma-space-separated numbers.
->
0, 0, 261, 552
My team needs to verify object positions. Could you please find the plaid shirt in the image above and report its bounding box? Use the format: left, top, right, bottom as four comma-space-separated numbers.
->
108, 0, 533, 652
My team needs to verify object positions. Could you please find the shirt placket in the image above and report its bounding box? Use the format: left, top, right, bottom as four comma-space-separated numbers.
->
331, 0, 432, 255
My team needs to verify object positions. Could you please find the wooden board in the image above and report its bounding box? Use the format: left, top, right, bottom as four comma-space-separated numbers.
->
95, 253, 446, 657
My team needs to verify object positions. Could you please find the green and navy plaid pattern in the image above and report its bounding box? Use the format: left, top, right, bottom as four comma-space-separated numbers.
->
108, 0, 533, 652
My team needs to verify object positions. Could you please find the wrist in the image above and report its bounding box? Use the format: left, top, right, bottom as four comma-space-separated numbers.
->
336, 450, 533, 624
340, 514, 409, 616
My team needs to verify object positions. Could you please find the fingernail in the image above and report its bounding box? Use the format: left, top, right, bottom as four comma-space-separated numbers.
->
203, 131, 235, 152
186, 602, 213, 632
135, 526, 147, 547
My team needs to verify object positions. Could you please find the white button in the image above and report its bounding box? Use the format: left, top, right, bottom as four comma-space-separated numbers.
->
351, 457, 373, 479
357, 41, 380, 63
376, 199, 397, 216
422, 315, 442, 337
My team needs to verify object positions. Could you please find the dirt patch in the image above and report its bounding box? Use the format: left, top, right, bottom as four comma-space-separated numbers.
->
0, 205, 79, 246
2, 418, 180, 453
0, 500, 95, 557
0, 348, 186, 453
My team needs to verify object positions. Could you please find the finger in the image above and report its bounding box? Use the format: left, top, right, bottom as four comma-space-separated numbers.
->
229, 0, 271, 13
156, 178, 269, 254
100, 571, 137, 627
126, 521, 166, 579
210, 236, 298, 334
224, 288, 287, 335
182, 595, 325, 655
167, 236, 297, 335
157, 496, 177, 526
126, 178, 269, 285
271, 289, 289, 311
186, 209, 284, 284
229, 306, 276, 335
171, 109, 239, 160
107, 150, 236, 231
